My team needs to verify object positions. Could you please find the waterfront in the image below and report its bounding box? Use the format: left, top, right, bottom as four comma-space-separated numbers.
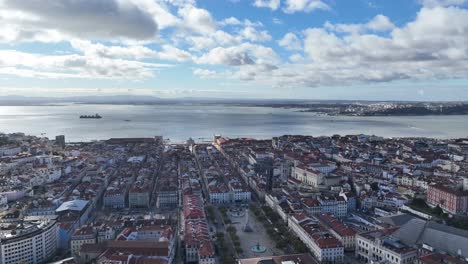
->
1, 103, 468, 142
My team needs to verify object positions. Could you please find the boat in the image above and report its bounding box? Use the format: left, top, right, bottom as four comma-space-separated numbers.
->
79, 114, 102, 119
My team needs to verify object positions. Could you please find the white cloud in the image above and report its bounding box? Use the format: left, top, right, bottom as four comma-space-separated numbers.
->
192, 68, 217, 79
158, 45, 193, 62
324, 14, 395, 34
220, 17, 242, 26
196, 43, 279, 66
253, 0, 281, 10
70, 40, 157, 59
273, 17, 283, 24
178, 5, 216, 35
420, 0, 467, 7
240, 27, 272, 42
283, 0, 330, 13
278, 32, 302, 50
70, 40, 192, 62
0, 0, 160, 42
187, 30, 240, 50
367, 14, 396, 31
0, 50, 170, 79
196, 47, 255, 66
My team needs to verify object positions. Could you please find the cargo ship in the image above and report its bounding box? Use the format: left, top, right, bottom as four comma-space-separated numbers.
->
79, 114, 102, 119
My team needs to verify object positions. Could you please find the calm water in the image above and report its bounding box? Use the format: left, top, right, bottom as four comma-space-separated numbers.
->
0, 103, 468, 142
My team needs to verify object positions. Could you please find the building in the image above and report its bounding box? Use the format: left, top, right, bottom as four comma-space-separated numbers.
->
317, 196, 348, 218
417, 252, 468, 264
293, 165, 323, 187
238, 253, 319, 264
316, 213, 356, 251
55, 135, 65, 149
103, 185, 127, 209
70, 226, 97, 257
183, 194, 215, 264
156, 185, 178, 209
56, 199, 91, 226
356, 228, 418, 264
128, 186, 151, 208
0, 219, 58, 264
427, 185, 468, 214
289, 214, 344, 263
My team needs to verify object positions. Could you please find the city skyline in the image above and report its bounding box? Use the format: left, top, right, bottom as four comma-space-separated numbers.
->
1, 0, 468, 100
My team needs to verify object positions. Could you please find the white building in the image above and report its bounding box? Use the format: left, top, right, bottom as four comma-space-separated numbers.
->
0, 219, 58, 264
356, 228, 417, 264
293, 165, 323, 187
289, 214, 344, 263
0, 146, 21, 157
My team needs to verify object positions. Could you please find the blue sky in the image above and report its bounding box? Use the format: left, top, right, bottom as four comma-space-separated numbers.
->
0, 0, 468, 100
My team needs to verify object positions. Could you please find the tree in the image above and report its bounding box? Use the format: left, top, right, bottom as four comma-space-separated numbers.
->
370, 182, 379, 191
433, 205, 443, 216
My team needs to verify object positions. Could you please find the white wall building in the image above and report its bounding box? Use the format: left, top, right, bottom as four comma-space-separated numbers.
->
0, 219, 58, 264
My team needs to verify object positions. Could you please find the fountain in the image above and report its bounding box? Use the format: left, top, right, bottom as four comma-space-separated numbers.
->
250, 242, 267, 253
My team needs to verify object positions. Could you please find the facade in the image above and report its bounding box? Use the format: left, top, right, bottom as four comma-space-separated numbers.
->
103, 187, 127, 209
293, 165, 323, 187
356, 228, 417, 264
427, 185, 468, 214
183, 194, 215, 264
289, 214, 344, 263
0, 219, 58, 264
317, 196, 348, 218
128, 187, 151, 208
70, 226, 97, 256
238, 253, 319, 264
317, 214, 356, 251
156, 188, 178, 208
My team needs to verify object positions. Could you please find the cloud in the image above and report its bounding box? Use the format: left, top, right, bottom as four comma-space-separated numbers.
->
278, 32, 302, 50
178, 5, 216, 35
324, 14, 395, 34
70, 40, 192, 62
220, 17, 242, 26
70, 40, 157, 59
420, 0, 467, 7
0, 50, 170, 79
0, 0, 160, 42
240, 27, 272, 42
253, 0, 281, 10
283, 0, 330, 13
196, 43, 280, 66
196, 47, 255, 66
219, 6, 468, 88
192, 68, 217, 79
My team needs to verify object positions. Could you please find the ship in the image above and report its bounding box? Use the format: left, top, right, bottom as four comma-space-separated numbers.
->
79, 114, 102, 119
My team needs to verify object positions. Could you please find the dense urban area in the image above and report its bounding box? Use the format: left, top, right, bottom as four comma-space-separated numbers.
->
0, 132, 468, 264
254, 102, 468, 116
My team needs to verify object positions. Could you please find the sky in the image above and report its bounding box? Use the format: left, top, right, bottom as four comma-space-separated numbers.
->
1, 0, 468, 100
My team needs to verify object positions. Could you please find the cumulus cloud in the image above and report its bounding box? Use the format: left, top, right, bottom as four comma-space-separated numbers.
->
420, 0, 467, 7
178, 5, 216, 35
235, 6, 468, 87
253, 0, 281, 10
196, 43, 280, 66
283, 0, 330, 13
196, 47, 255, 66
70, 40, 192, 62
324, 14, 395, 34
0, 0, 160, 42
0, 49, 170, 79
240, 27, 272, 42
278, 32, 302, 50
192, 68, 217, 79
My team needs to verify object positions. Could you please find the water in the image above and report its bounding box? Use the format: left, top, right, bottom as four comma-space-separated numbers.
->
0, 103, 467, 142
